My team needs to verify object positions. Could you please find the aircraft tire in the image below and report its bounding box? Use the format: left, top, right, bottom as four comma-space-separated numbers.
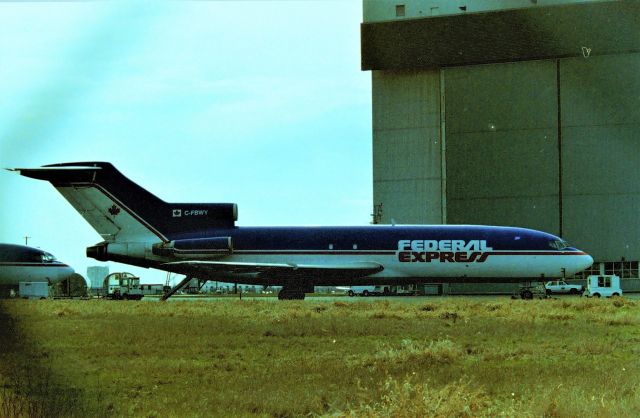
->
277, 290, 305, 300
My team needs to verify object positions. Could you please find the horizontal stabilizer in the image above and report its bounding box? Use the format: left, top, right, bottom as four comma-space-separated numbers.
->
12, 162, 238, 242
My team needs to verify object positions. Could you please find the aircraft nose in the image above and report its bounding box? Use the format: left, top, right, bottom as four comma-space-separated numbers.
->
581, 253, 594, 270
59, 265, 75, 281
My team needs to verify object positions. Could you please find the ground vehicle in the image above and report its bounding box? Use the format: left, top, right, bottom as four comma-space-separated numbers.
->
344, 285, 393, 296
517, 283, 547, 299
583, 275, 622, 298
544, 280, 583, 295
103, 272, 144, 300
19, 281, 48, 299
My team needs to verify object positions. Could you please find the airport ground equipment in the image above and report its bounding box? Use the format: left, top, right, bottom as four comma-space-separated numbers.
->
345, 285, 417, 297
583, 275, 622, 298
544, 280, 583, 295
103, 272, 144, 300
19, 281, 49, 299
516, 283, 547, 300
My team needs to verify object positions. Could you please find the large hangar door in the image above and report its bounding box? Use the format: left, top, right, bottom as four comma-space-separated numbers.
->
444, 60, 560, 233
561, 53, 640, 260
372, 70, 443, 224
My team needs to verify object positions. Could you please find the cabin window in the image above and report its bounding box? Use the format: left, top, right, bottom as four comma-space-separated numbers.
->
41, 252, 56, 263
395, 4, 405, 17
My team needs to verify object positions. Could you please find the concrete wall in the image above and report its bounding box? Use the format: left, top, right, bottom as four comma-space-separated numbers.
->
444, 60, 560, 234
372, 70, 443, 224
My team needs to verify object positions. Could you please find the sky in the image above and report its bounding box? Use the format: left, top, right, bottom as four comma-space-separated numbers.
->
0, 0, 372, 284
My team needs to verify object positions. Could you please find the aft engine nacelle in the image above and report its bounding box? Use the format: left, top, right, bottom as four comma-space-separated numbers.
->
151, 237, 233, 258
86, 241, 151, 266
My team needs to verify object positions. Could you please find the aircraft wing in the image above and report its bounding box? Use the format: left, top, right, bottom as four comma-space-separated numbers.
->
160, 260, 384, 281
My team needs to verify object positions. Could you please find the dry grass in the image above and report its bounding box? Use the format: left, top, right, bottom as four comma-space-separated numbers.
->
1, 296, 639, 417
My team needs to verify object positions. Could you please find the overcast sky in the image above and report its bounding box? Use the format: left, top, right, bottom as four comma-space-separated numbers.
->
0, 1, 372, 284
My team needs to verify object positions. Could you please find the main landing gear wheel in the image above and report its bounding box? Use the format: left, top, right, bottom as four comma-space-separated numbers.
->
277, 289, 305, 300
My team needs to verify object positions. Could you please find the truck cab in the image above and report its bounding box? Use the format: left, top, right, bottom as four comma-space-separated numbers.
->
583, 275, 622, 298
103, 272, 144, 300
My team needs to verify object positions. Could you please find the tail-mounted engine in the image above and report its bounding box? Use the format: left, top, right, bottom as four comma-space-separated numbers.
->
152, 237, 233, 258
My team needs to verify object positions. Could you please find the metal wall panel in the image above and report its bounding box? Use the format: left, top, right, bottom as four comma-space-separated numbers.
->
445, 60, 560, 233
363, 0, 604, 23
561, 54, 640, 259
372, 70, 442, 224
362, 1, 640, 70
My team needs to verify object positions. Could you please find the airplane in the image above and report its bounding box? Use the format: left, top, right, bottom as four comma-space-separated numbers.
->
0, 243, 75, 296
11, 162, 593, 300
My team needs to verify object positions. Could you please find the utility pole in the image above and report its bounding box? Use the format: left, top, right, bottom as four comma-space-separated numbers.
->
24, 236, 30, 245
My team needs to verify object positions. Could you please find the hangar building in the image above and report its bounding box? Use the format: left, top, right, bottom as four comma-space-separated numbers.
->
362, 0, 639, 281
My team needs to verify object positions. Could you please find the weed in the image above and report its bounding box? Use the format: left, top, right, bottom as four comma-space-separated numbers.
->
2, 297, 640, 417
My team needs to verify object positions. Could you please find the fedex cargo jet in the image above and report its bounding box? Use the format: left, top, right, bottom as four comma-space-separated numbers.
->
12, 162, 593, 300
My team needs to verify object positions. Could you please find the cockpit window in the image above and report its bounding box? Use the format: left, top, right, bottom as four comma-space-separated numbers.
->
549, 239, 570, 250
41, 252, 57, 263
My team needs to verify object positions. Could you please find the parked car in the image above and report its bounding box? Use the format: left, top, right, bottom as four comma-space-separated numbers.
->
544, 280, 583, 295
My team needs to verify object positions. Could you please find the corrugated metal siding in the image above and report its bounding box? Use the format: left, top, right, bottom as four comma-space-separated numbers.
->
372, 70, 443, 224
444, 60, 560, 233
362, 1, 640, 70
561, 53, 640, 259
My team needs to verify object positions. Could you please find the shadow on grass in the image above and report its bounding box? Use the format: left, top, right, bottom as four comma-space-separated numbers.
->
0, 301, 106, 418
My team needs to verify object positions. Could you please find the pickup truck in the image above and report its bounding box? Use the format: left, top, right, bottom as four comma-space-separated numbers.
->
544, 280, 583, 295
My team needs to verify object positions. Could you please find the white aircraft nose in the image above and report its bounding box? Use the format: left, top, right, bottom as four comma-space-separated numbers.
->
581, 253, 594, 271
57, 265, 76, 281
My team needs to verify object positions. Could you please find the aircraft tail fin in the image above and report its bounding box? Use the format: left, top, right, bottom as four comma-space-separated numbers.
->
13, 162, 237, 243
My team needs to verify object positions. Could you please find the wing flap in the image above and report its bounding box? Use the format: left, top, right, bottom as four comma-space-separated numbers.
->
161, 260, 384, 281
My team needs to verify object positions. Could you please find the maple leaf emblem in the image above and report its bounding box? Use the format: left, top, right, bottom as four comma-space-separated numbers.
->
108, 204, 121, 216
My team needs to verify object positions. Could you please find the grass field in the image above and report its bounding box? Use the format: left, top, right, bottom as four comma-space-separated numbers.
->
1, 296, 639, 417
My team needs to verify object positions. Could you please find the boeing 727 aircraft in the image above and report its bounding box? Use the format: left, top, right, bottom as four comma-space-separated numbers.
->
12, 162, 593, 300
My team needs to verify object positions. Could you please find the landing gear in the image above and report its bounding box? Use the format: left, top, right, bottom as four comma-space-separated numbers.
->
277, 289, 305, 300
277, 282, 313, 300
160, 275, 194, 301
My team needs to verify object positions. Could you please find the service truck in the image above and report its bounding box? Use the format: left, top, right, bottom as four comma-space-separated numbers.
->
103, 272, 144, 300
583, 275, 622, 298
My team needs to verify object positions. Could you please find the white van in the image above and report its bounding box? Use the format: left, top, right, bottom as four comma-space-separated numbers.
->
344, 285, 392, 297
583, 275, 622, 298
